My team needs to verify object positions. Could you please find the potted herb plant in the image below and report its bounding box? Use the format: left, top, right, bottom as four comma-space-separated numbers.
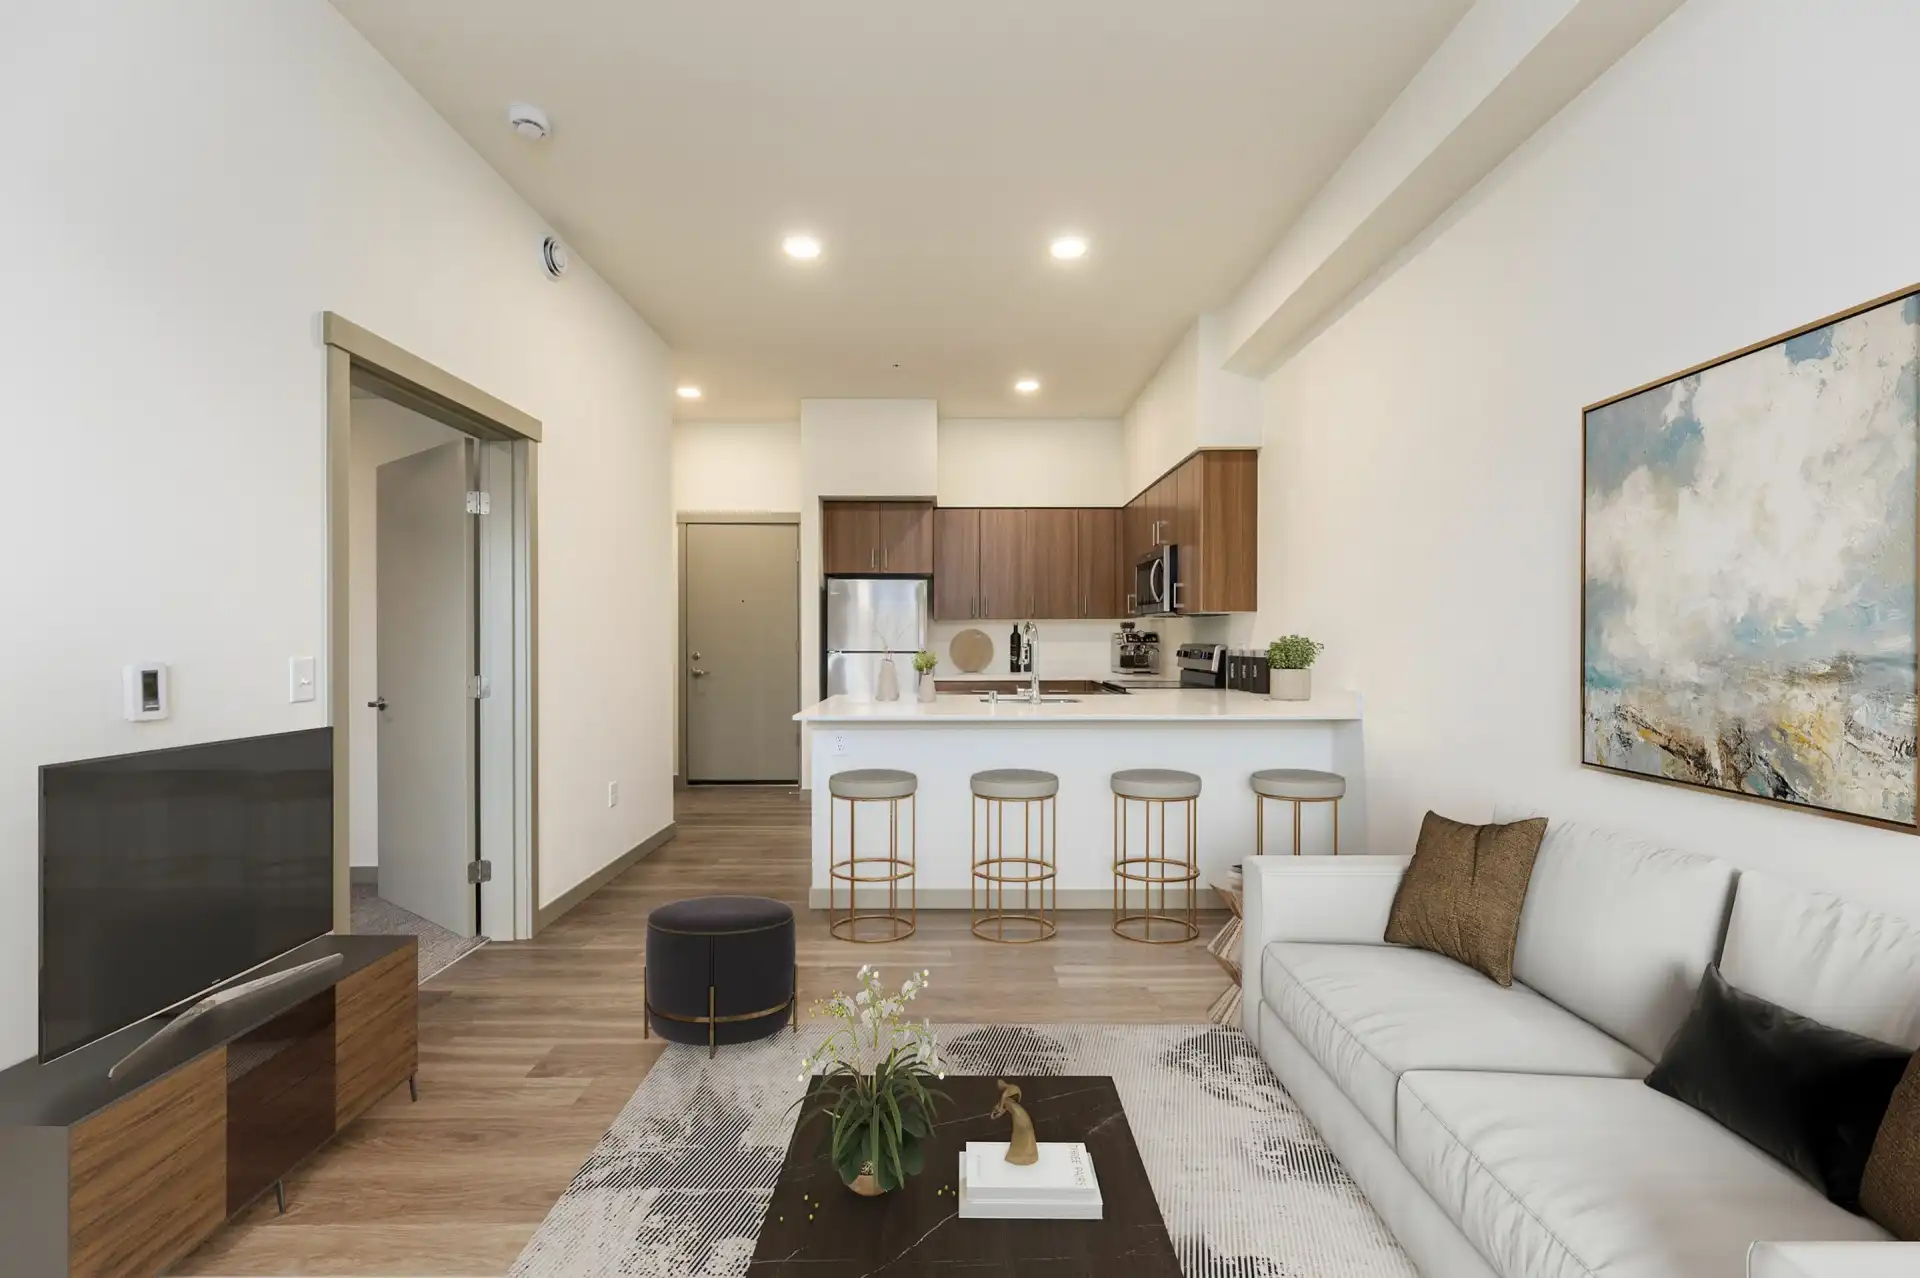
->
1267, 635, 1324, 701
912, 650, 938, 702
795, 966, 947, 1197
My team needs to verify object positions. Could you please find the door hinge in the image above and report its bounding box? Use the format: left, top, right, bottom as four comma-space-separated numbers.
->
468, 675, 491, 699
467, 859, 493, 885
466, 490, 492, 515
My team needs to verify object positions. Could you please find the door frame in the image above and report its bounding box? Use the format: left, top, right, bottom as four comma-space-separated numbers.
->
677, 511, 801, 784
325, 313, 541, 941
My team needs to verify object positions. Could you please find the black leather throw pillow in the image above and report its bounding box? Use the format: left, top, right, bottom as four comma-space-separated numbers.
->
1646, 964, 1910, 1210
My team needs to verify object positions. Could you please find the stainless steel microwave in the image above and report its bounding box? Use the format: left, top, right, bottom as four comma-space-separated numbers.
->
1133, 544, 1181, 615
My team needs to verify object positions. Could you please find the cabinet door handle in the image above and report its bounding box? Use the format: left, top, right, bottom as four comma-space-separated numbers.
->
871, 548, 877, 569
883, 548, 889, 570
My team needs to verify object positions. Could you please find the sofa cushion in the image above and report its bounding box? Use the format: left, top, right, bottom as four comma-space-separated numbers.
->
1261, 941, 1650, 1143
1384, 812, 1547, 985
1645, 964, 1910, 1210
1396, 1071, 1889, 1278
1720, 871, 1920, 1051
1498, 811, 1736, 1062
1862, 1050, 1920, 1239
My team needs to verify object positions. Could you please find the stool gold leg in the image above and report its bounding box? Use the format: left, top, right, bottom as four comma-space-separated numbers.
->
1293, 798, 1303, 857
1332, 797, 1340, 856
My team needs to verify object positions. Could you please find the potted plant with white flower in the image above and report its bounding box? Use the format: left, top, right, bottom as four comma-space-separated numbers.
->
794, 966, 947, 1197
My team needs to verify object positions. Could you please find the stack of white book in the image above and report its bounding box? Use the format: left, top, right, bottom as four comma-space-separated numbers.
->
956, 1141, 1103, 1220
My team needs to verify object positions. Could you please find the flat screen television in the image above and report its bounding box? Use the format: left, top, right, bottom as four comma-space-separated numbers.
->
39, 727, 333, 1062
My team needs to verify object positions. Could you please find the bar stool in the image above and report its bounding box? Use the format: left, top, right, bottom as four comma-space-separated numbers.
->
827, 768, 917, 942
1111, 769, 1201, 944
970, 769, 1059, 944
1251, 768, 1346, 856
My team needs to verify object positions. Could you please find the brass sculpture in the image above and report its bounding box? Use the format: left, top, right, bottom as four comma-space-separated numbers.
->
990, 1079, 1038, 1165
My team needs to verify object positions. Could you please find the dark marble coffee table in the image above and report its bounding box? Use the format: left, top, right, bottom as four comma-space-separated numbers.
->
747, 1075, 1180, 1276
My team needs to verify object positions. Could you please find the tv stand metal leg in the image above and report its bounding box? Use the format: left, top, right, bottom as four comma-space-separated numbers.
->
408, 1072, 418, 1103
273, 1180, 286, 1215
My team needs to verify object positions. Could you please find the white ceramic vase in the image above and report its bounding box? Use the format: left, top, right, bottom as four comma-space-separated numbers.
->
876, 659, 900, 702
1269, 667, 1312, 701
917, 673, 937, 703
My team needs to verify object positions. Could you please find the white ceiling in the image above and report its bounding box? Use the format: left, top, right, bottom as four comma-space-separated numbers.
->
331, 0, 1472, 421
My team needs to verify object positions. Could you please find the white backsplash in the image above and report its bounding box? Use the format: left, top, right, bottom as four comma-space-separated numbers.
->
923, 614, 1253, 679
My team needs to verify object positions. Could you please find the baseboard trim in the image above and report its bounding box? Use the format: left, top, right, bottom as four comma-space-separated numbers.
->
805, 886, 1222, 911
350, 866, 378, 887
536, 822, 677, 933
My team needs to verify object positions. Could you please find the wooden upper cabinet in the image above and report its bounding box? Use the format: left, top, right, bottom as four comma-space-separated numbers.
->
976, 509, 1028, 620
821, 501, 880, 574
821, 500, 933, 574
932, 507, 980, 620
1190, 450, 1258, 613
1025, 509, 1080, 619
1077, 507, 1120, 618
878, 502, 933, 573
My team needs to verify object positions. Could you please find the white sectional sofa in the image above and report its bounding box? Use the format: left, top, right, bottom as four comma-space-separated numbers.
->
1241, 818, 1920, 1278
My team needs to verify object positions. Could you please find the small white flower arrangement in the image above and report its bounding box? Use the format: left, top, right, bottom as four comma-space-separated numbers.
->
794, 966, 947, 1194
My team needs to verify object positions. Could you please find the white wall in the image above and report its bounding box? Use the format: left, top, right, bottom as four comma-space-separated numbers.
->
2, 0, 675, 1065
346, 398, 464, 870
937, 419, 1126, 507
1124, 325, 1202, 495
1123, 319, 1263, 495
1258, 0, 1920, 918
673, 421, 803, 513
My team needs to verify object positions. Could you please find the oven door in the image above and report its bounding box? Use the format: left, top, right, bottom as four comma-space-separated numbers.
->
1133, 545, 1179, 615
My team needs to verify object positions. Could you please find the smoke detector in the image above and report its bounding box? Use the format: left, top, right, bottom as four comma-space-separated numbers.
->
507, 102, 550, 141
541, 235, 569, 279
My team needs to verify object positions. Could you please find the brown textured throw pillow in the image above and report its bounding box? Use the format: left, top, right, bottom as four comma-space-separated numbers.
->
1384, 811, 1547, 986
1862, 1050, 1920, 1238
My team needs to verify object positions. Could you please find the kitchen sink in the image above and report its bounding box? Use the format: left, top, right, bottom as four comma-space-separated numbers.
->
979, 696, 1081, 704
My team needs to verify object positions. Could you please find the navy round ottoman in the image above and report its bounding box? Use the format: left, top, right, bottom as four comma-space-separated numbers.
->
644, 895, 796, 1057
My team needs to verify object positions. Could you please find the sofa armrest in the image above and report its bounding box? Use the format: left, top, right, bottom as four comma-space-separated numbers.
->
1240, 855, 1409, 1040
1749, 1242, 1920, 1277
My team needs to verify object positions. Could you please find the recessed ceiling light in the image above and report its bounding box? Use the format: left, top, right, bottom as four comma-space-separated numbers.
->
783, 234, 823, 261
1049, 235, 1088, 261
676, 385, 703, 400
1014, 378, 1041, 395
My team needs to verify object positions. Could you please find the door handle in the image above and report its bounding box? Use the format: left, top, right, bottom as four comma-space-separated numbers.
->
690, 668, 709, 677
883, 548, 890, 570
871, 548, 877, 569
367, 697, 388, 711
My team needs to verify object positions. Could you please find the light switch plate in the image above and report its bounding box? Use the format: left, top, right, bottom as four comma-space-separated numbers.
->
288, 656, 317, 703
607, 781, 619, 807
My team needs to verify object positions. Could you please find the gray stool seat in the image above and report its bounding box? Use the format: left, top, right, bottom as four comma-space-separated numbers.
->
1110, 768, 1202, 800
1250, 768, 1347, 800
971, 768, 1059, 800
828, 768, 918, 799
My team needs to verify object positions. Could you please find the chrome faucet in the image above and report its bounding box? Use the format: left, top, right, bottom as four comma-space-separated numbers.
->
1022, 621, 1040, 702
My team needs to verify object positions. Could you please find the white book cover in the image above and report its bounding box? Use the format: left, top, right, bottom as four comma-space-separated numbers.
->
957, 1152, 1103, 1220
963, 1142, 1101, 1201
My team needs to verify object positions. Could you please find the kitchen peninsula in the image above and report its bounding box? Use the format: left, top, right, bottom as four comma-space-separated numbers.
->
793, 690, 1365, 908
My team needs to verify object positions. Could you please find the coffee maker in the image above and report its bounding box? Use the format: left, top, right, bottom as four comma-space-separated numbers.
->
1111, 622, 1162, 676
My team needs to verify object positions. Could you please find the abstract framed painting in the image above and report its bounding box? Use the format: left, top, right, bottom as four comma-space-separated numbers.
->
1582, 285, 1920, 831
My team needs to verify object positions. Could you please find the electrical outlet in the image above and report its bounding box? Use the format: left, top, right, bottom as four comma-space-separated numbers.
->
832, 733, 848, 756
607, 782, 619, 807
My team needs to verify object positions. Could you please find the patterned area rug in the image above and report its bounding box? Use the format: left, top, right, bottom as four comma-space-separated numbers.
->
349, 884, 487, 983
512, 1023, 1414, 1278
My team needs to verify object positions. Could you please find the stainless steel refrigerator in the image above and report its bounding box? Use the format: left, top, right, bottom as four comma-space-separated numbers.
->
823, 577, 929, 700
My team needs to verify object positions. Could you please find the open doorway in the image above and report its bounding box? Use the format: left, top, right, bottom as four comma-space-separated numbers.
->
325, 314, 539, 949
679, 515, 801, 784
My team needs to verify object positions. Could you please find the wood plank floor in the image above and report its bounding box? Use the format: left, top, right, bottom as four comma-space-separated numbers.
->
179, 785, 1227, 1276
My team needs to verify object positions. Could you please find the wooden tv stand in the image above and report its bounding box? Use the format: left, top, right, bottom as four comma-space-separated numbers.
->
0, 935, 417, 1277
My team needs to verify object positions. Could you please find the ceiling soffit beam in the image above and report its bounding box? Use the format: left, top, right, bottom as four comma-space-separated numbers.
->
1219, 0, 1685, 378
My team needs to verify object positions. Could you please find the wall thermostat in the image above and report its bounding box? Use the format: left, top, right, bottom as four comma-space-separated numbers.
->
123, 663, 170, 721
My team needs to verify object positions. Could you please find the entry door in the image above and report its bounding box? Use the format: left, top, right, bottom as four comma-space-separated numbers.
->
685, 522, 800, 782
376, 440, 478, 935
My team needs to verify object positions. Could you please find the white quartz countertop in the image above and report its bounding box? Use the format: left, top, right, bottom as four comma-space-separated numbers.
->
794, 688, 1361, 723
